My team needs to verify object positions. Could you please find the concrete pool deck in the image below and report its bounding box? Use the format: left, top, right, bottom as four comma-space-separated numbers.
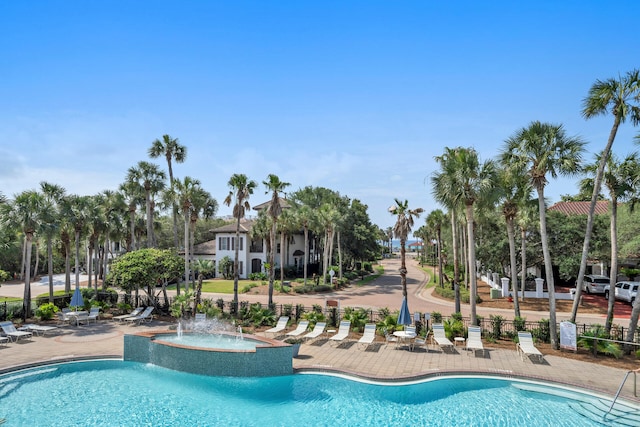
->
0, 319, 638, 404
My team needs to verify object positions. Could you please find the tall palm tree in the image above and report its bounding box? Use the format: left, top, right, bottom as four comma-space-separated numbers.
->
126, 161, 166, 248
579, 152, 640, 332
173, 176, 202, 294
64, 194, 92, 295
432, 147, 497, 325
39, 182, 66, 302
501, 121, 585, 348
149, 134, 187, 249
496, 164, 532, 318
188, 189, 217, 285
1, 191, 43, 319
316, 203, 340, 287
517, 201, 538, 300
119, 180, 145, 252
263, 174, 290, 307
573, 70, 640, 322
293, 204, 314, 285
426, 209, 446, 288
224, 174, 258, 309
389, 199, 423, 298
100, 189, 127, 288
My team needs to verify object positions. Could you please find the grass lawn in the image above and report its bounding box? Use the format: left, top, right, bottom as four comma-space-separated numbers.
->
166, 279, 264, 294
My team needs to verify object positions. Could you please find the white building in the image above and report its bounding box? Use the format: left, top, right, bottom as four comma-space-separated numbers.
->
210, 199, 314, 279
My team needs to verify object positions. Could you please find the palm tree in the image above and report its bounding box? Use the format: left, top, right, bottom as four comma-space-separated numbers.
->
293, 204, 314, 285
174, 176, 202, 294
126, 161, 166, 248
263, 174, 290, 307
1, 191, 43, 319
64, 194, 92, 295
389, 199, 423, 298
501, 121, 586, 348
39, 182, 66, 302
496, 165, 533, 318
119, 180, 145, 252
579, 152, 640, 332
224, 174, 258, 310
573, 70, 640, 322
316, 203, 340, 287
188, 188, 217, 285
149, 134, 187, 249
426, 209, 446, 288
432, 147, 497, 325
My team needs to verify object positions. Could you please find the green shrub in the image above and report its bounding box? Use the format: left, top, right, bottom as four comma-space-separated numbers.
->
532, 319, 550, 343
431, 311, 442, 323
302, 310, 326, 327
513, 316, 526, 332
248, 272, 268, 281
343, 307, 369, 332
444, 317, 465, 339
577, 324, 622, 359
489, 315, 505, 340
35, 302, 58, 320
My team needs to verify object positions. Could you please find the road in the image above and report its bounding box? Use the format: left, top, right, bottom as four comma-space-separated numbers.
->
1, 257, 617, 325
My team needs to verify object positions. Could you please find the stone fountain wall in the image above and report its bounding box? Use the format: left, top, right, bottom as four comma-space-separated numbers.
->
124, 330, 293, 377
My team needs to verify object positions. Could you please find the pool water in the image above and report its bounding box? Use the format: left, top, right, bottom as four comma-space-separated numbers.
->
0, 360, 629, 426
154, 333, 262, 350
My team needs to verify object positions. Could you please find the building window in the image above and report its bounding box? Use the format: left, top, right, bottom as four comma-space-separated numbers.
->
239, 261, 243, 275
219, 237, 230, 250
277, 243, 281, 254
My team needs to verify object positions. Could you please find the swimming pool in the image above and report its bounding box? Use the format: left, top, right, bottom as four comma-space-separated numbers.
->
0, 360, 636, 426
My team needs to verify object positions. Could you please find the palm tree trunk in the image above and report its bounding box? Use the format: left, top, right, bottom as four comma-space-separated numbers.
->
145, 191, 153, 248
22, 233, 33, 320
47, 238, 54, 303
465, 204, 478, 325
571, 116, 621, 322
537, 186, 558, 349
451, 210, 461, 313
507, 218, 520, 317
268, 221, 276, 306
520, 226, 527, 300
233, 217, 241, 307
605, 197, 618, 332
280, 230, 285, 283
74, 230, 82, 294
337, 231, 343, 280
303, 226, 309, 286
33, 240, 40, 279
437, 229, 444, 288
20, 236, 26, 280
183, 212, 189, 294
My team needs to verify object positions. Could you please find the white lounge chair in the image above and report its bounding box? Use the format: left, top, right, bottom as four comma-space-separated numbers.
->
301, 322, 326, 341
126, 307, 154, 325
431, 324, 454, 352
19, 324, 58, 336
113, 307, 144, 322
357, 323, 377, 349
329, 320, 351, 344
517, 331, 544, 363
87, 307, 100, 323
466, 326, 485, 357
285, 320, 309, 337
0, 321, 33, 342
264, 316, 289, 336
0, 336, 8, 346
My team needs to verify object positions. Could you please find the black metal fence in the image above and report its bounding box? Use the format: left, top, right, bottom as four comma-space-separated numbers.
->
2, 293, 639, 345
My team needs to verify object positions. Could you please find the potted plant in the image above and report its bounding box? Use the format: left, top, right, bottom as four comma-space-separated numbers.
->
284, 337, 304, 357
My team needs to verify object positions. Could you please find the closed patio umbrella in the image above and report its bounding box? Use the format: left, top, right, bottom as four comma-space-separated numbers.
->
70, 287, 84, 310
398, 296, 411, 326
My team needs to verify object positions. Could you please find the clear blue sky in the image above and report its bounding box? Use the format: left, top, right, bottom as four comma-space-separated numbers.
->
1, 1, 639, 230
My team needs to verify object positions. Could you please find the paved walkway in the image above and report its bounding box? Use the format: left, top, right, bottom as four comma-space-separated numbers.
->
0, 319, 638, 404
1, 258, 637, 405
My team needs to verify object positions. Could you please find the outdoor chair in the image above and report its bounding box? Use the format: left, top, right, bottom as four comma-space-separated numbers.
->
264, 316, 289, 336
301, 322, 326, 342
517, 331, 544, 363
357, 323, 377, 349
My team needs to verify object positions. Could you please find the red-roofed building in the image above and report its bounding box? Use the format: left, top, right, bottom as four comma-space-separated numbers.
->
548, 201, 610, 216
